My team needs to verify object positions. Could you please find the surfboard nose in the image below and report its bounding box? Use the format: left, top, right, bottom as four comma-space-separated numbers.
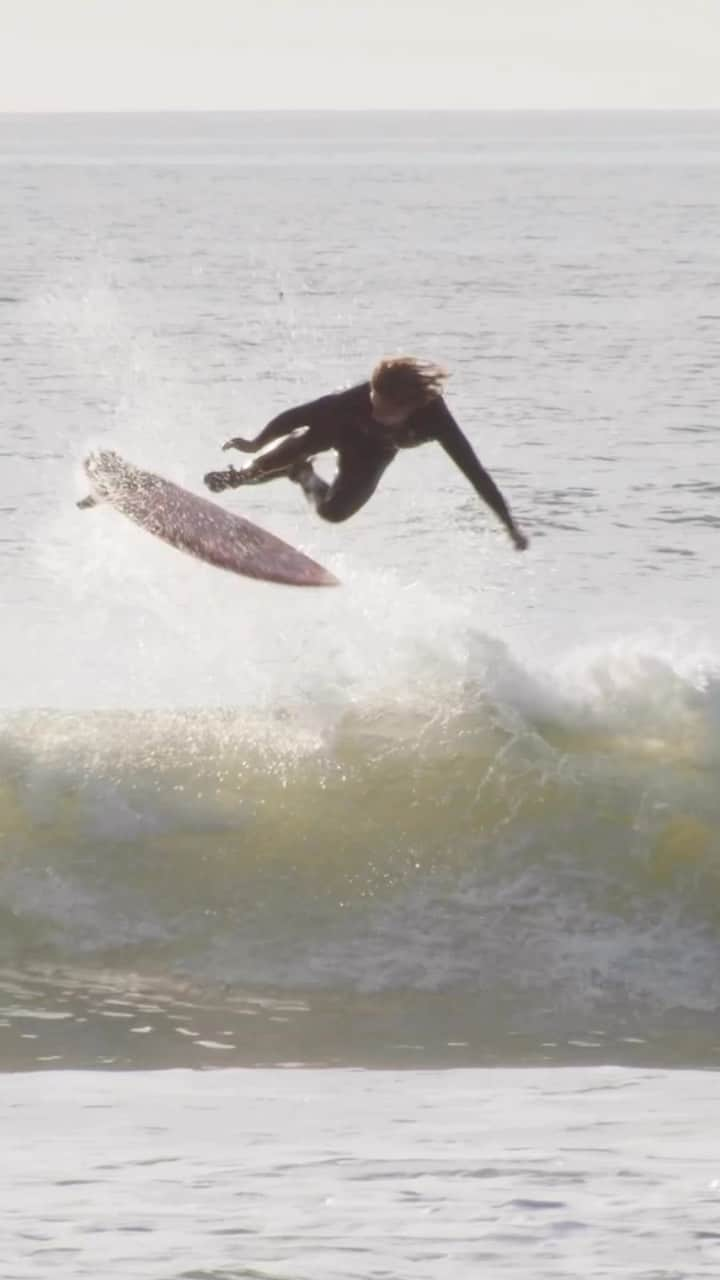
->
85, 449, 122, 476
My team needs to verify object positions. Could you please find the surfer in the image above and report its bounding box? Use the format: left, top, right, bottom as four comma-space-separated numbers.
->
204, 357, 528, 549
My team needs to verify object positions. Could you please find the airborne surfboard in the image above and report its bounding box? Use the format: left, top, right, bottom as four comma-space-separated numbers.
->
78, 451, 339, 588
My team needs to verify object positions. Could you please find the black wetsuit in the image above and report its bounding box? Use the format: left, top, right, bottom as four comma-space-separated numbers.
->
237, 381, 516, 529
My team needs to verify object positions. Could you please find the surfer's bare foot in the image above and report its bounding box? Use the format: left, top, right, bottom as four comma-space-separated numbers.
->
204, 464, 272, 491
204, 467, 240, 492
205, 461, 301, 491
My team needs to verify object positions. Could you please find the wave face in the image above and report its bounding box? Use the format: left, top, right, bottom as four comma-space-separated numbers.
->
3, 633, 720, 1066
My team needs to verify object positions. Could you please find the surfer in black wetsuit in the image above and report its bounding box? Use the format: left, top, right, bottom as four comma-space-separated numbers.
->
204, 357, 528, 549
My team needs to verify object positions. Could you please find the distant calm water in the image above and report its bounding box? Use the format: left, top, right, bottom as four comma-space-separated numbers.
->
1, 111, 720, 1277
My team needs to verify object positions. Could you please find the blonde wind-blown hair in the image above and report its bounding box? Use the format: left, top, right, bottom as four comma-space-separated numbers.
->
370, 356, 449, 408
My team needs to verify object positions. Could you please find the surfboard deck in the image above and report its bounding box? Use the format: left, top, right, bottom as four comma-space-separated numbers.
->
79, 450, 339, 588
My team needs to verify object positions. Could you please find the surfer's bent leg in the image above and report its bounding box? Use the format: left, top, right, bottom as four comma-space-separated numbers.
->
291, 455, 392, 524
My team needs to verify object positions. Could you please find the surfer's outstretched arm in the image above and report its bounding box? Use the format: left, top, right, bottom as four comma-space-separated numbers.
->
222, 393, 339, 453
436, 412, 528, 550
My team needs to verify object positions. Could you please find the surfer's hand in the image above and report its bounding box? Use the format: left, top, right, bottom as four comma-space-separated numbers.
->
204, 468, 237, 493
509, 525, 529, 551
222, 436, 255, 453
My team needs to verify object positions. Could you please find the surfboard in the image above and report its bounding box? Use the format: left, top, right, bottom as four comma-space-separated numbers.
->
78, 450, 339, 588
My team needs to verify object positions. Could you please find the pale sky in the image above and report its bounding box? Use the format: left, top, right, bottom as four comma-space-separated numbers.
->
1, 0, 719, 112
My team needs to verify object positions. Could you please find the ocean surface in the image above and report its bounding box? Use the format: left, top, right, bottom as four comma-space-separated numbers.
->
1, 110, 720, 1277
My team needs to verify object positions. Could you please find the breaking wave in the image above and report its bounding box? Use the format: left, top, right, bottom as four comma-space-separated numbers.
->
3, 633, 720, 1047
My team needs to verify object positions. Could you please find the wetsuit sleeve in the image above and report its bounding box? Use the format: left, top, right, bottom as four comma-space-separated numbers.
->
250, 393, 339, 450
432, 404, 516, 533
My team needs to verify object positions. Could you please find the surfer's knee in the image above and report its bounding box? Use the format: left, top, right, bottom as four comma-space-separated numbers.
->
315, 488, 367, 522
316, 502, 354, 524
316, 480, 376, 523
